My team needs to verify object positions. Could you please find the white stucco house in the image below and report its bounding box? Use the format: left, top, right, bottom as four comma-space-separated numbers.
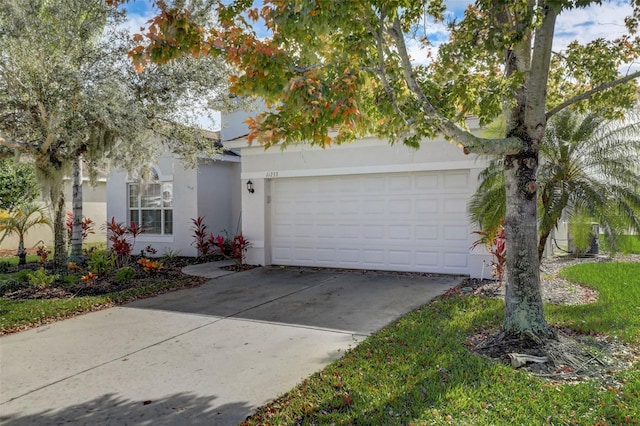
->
224, 114, 492, 278
105, 110, 493, 277
106, 133, 241, 257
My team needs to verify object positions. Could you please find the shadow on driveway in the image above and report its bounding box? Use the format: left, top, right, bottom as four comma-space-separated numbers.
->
127, 267, 463, 335
0, 392, 249, 426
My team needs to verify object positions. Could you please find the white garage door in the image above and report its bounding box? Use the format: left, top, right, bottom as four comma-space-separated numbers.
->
270, 170, 472, 275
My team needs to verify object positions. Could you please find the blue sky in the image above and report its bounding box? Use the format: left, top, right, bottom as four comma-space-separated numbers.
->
118, 1, 636, 129
121, 0, 636, 59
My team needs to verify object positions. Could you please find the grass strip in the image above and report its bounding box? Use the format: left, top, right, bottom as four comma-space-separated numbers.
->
243, 263, 640, 425
0, 274, 206, 334
547, 262, 640, 343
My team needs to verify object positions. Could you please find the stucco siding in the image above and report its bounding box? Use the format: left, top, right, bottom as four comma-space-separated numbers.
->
232, 137, 493, 278
197, 160, 242, 237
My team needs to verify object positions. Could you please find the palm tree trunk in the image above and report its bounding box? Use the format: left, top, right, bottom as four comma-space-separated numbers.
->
17, 238, 26, 265
51, 186, 67, 271
70, 156, 83, 262
538, 230, 551, 261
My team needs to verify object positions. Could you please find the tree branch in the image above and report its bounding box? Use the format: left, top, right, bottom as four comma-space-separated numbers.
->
368, 11, 405, 120
292, 63, 324, 73
525, 2, 556, 140
0, 134, 34, 154
388, 17, 521, 155
545, 70, 640, 120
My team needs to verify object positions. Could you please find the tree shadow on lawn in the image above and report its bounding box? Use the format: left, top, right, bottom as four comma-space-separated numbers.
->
546, 298, 640, 341
244, 294, 640, 425
245, 296, 509, 425
0, 392, 254, 426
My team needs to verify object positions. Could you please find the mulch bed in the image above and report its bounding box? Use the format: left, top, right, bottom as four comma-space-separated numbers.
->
1, 256, 212, 300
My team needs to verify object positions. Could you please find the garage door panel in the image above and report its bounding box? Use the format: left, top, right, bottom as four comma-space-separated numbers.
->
415, 225, 438, 240
444, 252, 469, 268
363, 199, 386, 213
415, 251, 439, 267
388, 175, 412, 191
389, 225, 411, 239
415, 174, 439, 189
362, 249, 385, 265
389, 250, 412, 266
389, 199, 412, 214
270, 170, 471, 274
443, 198, 467, 213
443, 225, 469, 240
415, 199, 439, 214
338, 224, 359, 238
339, 200, 359, 214
444, 172, 469, 188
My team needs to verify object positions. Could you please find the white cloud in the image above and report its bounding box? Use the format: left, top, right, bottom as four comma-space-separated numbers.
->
408, 1, 636, 67
554, 1, 633, 51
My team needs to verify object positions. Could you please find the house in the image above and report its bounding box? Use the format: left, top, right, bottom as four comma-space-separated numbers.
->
106, 133, 241, 257
224, 116, 493, 279
105, 111, 493, 278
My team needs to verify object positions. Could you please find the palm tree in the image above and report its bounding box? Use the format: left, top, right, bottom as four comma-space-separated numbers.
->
469, 109, 640, 260
0, 203, 51, 265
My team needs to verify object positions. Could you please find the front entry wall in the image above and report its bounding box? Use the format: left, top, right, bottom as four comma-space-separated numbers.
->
270, 170, 471, 275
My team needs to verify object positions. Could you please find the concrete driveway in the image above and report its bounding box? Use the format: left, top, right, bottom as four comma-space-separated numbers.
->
0, 266, 461, 425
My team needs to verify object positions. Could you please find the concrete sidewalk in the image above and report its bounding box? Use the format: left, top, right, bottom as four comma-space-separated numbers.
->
0, 265, 461, 425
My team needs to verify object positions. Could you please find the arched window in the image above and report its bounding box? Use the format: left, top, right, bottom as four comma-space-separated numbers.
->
128, 168, 173, 235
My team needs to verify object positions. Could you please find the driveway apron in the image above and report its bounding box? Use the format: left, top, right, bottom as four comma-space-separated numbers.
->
0, 266, 461, 425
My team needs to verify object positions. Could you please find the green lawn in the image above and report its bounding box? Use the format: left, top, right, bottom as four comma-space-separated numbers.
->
0, 255, 40, 268
0, 270, 206, 334
547, 262, 640, 342
242, 262, 640, 425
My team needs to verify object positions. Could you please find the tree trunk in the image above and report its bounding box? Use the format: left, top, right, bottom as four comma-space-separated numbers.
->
538, 229, 551, 261
51, 186, 68, 271
17, 238, 26, 265
70, 156, 83, 262
502, 151, 554, 338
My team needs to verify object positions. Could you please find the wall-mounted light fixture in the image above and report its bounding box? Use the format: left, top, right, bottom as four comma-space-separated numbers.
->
246, 180, 255, 194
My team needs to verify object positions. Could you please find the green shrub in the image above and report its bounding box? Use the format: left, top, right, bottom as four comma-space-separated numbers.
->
599, 234, 640, 254
87, 249, 114, 276
14, 269, 32, 283
0, 279, 28, 296
115, 266, 135, 284
60, 274, 80, 287
0, 260, 11, 273
26, 268, 59, 289
161, 248, 181, 262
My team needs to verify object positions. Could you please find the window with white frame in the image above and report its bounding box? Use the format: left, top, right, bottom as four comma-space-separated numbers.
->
128, 173, 173, 235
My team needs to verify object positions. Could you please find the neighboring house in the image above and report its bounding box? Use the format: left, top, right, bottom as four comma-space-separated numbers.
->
0, 174, 107, 254
224, 116, 493, 279
106, 134, 241, 257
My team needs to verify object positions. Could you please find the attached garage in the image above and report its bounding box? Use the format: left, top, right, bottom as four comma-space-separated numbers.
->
269, 170, 472, 275
224, 130, 492, 278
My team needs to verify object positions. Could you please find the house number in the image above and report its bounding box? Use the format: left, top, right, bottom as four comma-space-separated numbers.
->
265, 171, 279, 178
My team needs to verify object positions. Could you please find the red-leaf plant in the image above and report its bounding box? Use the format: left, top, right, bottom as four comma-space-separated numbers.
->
191, 217, 212, 257
232, 233, 251, 268
471, 226, 506, 282
211, 234, 230, 256
106, 217, 144, 267
66, 212, 96, 243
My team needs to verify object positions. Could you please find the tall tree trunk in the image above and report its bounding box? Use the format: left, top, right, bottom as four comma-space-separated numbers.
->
501, 2, 557, 339
70, 156, 83, 262
51, 185, 67, 271
503, 150, 553, 338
